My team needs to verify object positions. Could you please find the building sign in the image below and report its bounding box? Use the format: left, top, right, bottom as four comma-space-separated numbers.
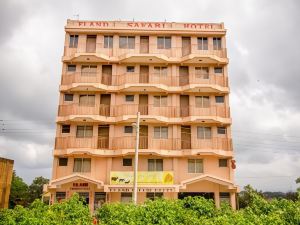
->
110, 171, 174, 185
107, 187, 176, 193
69, 20, 223, 30
70, 182, 90, 190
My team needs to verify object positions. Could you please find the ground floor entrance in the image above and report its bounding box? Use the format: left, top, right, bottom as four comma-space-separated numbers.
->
178, 192, 214, 200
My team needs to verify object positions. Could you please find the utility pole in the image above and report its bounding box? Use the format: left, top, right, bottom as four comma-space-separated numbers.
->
133, 111, 140, 204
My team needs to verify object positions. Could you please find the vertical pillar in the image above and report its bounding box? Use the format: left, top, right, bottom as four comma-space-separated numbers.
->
230, 192, 236, 210
214, 190, 220, 208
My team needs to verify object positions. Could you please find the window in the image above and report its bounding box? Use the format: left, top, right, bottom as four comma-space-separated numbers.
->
214, 67, 223, 74
121, 193, 132, 203
79, 95, 95, 106
195, 96, 210, 108
124, 126, 133, 134
215, 96, 225, 103
148, 159, 163, 171
197, 127, 212, 139
125, 95, 134, 102
146, 192, 163, 200
73, 158, 91, 172
219, 159, 228, 167
64, 94, 73, 102
56, 192, 66, 202
213, 37, 222, 50
217, 127, 226, 134
126, 66, 135, 72
58, 158, 68, 166
154, 67, 168, 76
69, 35, 78, 48
195, 67, 209, 79
153, 96, 167, 107
119, 36, 135, 49
188, 159, 203, 173
197, 37, 208, 50
123, 158, 132, 166
220, 192, 230, 204
157, 37, 171, 49
61, 125, 70, 133
104, 36, 113, 48
76, 126, 93, 138
154, 127, 168, 139
81, 65, 97, 76
67, 65, 76, 72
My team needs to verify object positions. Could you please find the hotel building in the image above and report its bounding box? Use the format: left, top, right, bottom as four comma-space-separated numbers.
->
45, 20, 238, 211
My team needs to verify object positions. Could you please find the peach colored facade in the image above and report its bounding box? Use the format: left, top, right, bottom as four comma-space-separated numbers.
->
45, 20, 238, 211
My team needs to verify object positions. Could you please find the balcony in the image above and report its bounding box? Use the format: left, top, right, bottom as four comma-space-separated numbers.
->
60, 72, 228, 92
58, 104, 230, 121
55, 136, 232, 152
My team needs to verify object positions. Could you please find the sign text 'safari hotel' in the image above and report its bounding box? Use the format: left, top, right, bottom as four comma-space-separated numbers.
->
44, 19, 238, 211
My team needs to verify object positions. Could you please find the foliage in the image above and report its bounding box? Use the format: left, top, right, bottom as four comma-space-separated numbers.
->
0, 194, 93, 225
9, 171, 29, 208
28, 176, 49, 203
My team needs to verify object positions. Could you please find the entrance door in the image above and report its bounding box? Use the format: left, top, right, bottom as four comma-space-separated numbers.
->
139, 94, 148, 115
98, 125, 109, 149
86, 35, 96, 53
94, 192, 106, 210
100, 94, 111, 116
78, 192, 90, 205
139, 125, 148, 149
181, 125, 191, 149
182, 37, 191, 56
179, 66, 189, 86
102, 65, 112, 85
140, 65, 149, 83
140, 36, 149, 53
180, 95, 189, 117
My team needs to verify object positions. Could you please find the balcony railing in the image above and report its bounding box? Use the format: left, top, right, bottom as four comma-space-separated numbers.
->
58, 104, 230, 118
55, 136, 232, 151
61, 72, 228, 87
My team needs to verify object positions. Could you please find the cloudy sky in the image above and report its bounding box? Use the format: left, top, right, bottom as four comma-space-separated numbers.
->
0, 0, 299, 192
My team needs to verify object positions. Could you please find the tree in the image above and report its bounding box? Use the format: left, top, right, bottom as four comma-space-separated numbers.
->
296, 177, 300, 197
28, 176, 49, 203
9, 171, 29, 208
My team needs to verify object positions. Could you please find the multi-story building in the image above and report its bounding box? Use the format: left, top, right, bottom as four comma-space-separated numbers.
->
45, 20, 238, 211
0, 157, 14, 208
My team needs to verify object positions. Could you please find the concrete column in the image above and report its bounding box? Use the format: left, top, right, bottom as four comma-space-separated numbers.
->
214, 190, 220, 208
230, 192, 236, 210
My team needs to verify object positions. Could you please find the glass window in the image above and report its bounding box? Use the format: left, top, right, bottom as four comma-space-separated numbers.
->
220, 192, 230, 204
153, 96, 167, 107
154, 67, 168, 76
67, 65, 76, 72
64, 94, 73, 102
76, 126, 93, 138
195, 67, 209, 79
157, 37, 171, 49
81, 65, 97, 76
197, 127, 212, 139
213, 37, 222, 50
217, 127, 226, 134
154, 127, 168, 139
123, 158, 132, 166
119, 36, 135, 49
58, 158, 68, 166
215, 96, 225, 103
214, 67, 223, 74
73, 158, 91, 172
121, 193, 132, 203
56, 192, 66, 202
69, 35, 78, 48
104, 36, 113, 48
126, 66, 135, 72
61, 125, 70, 133
188, 159, 203, 173
125, 95, 134, 102
146, 192, 163, 200
197, 37, 208, 50
79, 95, 95, 106
219, 159, 228, 167
195, 96, 210, 108
148, 159, 163, 171
124, 126, 133, 133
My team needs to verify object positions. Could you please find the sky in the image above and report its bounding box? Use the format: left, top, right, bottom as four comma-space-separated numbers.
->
0, 0, 300, 192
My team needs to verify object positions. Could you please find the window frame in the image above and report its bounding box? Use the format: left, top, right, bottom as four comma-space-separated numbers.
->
58, 158, 68, 166
219, 159, 228, 167
125, 95, 134, 102
119, 36, 135, 49
213, 37, 222, 50
215, 96, 225, 103
126, 66, 135, 73
148, 159, 163, 171
197, 126, 212, 139
67, 65, 76, 72
197, 37, 208, 50
104, 35, 113, 48
217, 127, 227, 135
123, 158, 132, 167
61, 124, 70, 133
154, 66, 168, 76
188, 159, 203, 173
157, 36, 171, 49
64, 94, 73, 102
153, 126, 168, 139
79, 94, 95, 106
76, 125, 93, 138
73, 158, 91, 173
69, 35, 78, 48
146, 192, 163, 200
153, 96, 167, 107
195, 96, 210, 108
124, 126, 133, 134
